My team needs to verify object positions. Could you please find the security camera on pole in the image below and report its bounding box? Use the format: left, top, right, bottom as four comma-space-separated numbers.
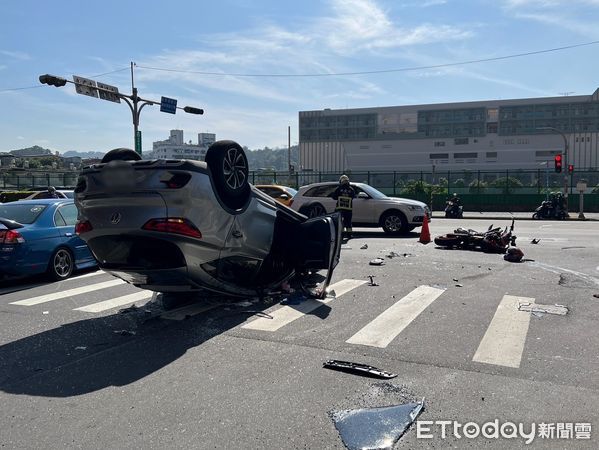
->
39, 62, 204, 156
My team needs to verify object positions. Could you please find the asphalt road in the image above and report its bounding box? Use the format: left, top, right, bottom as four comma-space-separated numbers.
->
1, 218, 598, 449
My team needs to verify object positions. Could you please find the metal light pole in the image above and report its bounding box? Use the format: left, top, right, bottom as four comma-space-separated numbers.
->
537, 126, 569, 211
39, 63, 204, 156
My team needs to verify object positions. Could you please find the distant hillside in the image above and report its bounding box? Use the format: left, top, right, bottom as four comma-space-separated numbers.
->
245, 145, 299, 171
62, 150, 106, 159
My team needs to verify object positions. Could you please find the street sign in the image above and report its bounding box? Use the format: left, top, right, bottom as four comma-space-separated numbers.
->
576, 182, 587, 193
160, 96, 177, 114
97, 81, 121, 103
73, 75, 99, 98
135, 131, 142, 155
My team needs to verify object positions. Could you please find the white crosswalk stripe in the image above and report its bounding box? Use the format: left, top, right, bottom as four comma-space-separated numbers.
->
9, 279, 125, 306
74, 291, 153, 313
241, 279, 366, 332
346, 285, 446, 348
473, 295, 533, 368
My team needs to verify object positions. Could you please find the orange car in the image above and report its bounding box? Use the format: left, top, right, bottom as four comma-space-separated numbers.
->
255, 185, 297, 207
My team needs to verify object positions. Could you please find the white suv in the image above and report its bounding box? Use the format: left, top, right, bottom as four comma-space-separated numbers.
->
291, 182, 429, 234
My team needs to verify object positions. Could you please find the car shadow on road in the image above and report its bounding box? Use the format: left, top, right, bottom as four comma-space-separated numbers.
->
0, 294, 331, 398
348, 230, 421, 240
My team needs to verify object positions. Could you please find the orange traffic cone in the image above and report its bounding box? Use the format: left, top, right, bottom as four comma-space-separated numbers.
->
419, 215, 431, 244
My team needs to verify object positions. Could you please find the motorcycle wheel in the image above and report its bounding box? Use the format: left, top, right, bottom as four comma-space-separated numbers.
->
434, 235, 461, 248
532, 212, 539, 220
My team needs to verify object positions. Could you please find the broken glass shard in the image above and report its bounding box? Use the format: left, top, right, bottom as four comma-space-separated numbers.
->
332, 400, 424, 450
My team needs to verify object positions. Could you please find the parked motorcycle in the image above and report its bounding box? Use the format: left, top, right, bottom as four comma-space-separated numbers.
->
444, 200, 463, 218
434, 219, 516, 253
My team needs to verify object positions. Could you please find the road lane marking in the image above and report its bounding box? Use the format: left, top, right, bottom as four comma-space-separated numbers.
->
9, 279, 125, 306
74, 291, 153, 313
0, 271, 105, 296
161, 303, 220, 321
472, 295, 533, 368
241, 279, 366, 332
346, 285, 446, 348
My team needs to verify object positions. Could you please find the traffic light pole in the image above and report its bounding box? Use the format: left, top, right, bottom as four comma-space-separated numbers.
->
538, 126, 570, 211
39, 64, 204, 156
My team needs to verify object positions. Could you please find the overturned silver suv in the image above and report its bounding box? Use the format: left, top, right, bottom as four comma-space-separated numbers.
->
74, 141, 342, 299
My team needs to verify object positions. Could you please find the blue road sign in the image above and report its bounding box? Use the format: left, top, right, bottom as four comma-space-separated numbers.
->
160, 96, 177, 114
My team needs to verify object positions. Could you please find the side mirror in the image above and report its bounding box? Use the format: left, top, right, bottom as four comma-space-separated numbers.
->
357, 192, 369, 199
279, 194, 290, 200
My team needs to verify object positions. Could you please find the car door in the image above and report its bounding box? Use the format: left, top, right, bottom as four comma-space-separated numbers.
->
54, 203, 95, 265
350, 185, 374, 224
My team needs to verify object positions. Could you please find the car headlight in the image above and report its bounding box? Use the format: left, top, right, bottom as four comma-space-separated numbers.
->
407, 205, 424, 211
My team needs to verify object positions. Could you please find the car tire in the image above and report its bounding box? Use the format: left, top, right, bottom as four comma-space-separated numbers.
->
306, 203, 327, 218
48, 247, 74, 281
101, 148, 142, 163
205, 140, 250, 210
381, 211, 408, 234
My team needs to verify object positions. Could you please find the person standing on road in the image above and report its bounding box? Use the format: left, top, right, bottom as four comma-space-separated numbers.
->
332, 174, 356, 239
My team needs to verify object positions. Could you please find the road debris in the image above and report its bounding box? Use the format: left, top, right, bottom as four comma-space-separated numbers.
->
113, 330, 136, 336
455, 283, 463, 287
517, 301, 568, 316
531, 238, 540, 244
331, 399, 425, 449
452, 278, 459, 282
323, 360, 397, 379
360, 244, 368, 250
504, 247, 524, 262
594, 294, 599, 299
369, 258, 385, 266
367, 276, 379, 286
42, 311, 49, 315
74, 346, 87, 351
118, 304, 139, 314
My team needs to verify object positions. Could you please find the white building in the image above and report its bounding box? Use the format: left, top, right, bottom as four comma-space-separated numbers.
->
299, 89, 599, 172
152, 130, 216, 160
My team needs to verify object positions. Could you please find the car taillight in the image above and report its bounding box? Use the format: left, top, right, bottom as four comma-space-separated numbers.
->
75, 220, 94, 235
0, 230, 25, 244
142, 218, 202, 239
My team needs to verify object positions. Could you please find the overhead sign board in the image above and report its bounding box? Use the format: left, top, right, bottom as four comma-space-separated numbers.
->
97, 81, 121, 103
160, 96, 177, 114
73, 75, 99, 98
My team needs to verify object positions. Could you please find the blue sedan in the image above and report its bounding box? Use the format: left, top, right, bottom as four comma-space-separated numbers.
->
0, 199, 97, 281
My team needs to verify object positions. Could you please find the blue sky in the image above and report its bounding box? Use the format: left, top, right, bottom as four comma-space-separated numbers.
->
1, 0, 599, 154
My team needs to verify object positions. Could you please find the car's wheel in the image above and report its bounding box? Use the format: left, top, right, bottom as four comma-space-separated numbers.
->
307, 203, 327, 218
48, 247, 74, 281
434, 235, 461, 247
101, 148, 141, 163
205, 140, 250, 210
381, 211, 408, 234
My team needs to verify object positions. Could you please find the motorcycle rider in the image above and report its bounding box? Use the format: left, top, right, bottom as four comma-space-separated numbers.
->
332, 174, 356, 239
47, 186, 60, 198
445, 193, 462, 218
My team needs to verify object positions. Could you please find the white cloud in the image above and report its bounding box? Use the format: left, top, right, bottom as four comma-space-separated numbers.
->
0, 50, 31, 60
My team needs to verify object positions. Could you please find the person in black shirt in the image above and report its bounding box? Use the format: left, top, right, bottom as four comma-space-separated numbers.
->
332, 174, 356, 239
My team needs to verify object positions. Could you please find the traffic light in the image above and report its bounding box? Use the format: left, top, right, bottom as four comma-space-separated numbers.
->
568, 164, 574, 174
554, 154, 562, 173
183, 106, 204, 115
39, 74, 67, 87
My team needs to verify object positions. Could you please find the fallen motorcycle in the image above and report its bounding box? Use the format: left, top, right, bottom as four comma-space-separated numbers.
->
434, 219, 516, 253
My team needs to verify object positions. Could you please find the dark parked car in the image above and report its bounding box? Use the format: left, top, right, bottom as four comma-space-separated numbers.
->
74, 142, 342, 299
0, 199, 97, 281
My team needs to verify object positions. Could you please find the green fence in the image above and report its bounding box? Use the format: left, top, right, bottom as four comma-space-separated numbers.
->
3, 169, 599, 212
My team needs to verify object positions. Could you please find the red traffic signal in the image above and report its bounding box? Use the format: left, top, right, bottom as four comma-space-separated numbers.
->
554, 154, 562, 173
39, 74, 67, 87
568, 164, 574, 174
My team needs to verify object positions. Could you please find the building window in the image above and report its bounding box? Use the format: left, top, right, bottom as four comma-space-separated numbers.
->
486, 152, 497, 158
454, 138, 469, 145
429, 153, 449, 159
454, 152, 478, 159
503, 139, 515, 145
434, 141, 446, 147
